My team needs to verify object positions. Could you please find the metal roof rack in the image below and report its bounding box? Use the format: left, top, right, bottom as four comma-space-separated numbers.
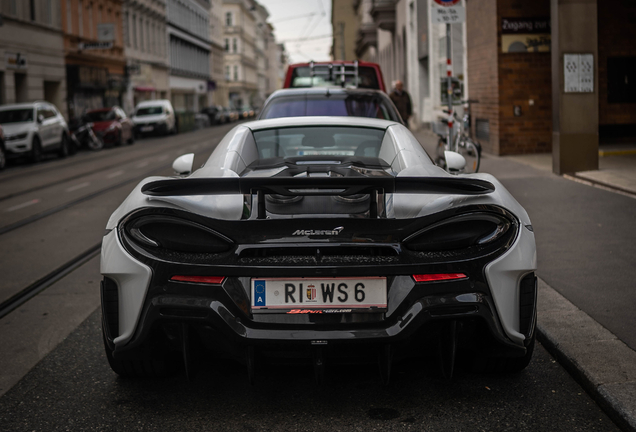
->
308, 60, 359, 88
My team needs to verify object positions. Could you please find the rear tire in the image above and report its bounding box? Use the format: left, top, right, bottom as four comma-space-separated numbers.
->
58, 134, 69, 158
30, 137, 42, 163
102, 325, 179, 379
0, 145, 6, 170
471, 332, 535, 374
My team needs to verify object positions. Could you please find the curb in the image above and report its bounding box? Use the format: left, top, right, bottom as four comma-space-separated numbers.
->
536, 278, 636, 432
564, 173, 636, 199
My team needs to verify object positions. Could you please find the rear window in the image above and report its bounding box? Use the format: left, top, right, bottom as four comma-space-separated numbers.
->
260, 94, 399, 122
136, 106, 164, 116
253, 126, 386, 160
290, 66, 380, 90
0, 108, 34, 124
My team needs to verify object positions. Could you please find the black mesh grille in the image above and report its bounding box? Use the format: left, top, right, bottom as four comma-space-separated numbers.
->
101, 277, 119, 340
519, 273, 537, 337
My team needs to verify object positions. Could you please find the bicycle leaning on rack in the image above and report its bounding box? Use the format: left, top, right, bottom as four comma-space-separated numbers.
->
433, 100, 482, 174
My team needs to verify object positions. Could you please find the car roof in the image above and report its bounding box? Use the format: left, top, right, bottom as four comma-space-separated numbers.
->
268, 88, 388, 97
241, 116, 399, 131
0, 102, 46, 110
136, 100, 171, 107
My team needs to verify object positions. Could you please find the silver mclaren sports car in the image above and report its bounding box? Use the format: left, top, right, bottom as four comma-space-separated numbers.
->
100, 116, 537, 382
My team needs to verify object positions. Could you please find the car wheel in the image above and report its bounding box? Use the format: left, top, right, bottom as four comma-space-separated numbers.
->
127, 131, 135, 145
58, 134, 69, 158
115, 131, 122, 147
30, 137, 42, 163
0, 145, 6, 170
102, 324, 179, 379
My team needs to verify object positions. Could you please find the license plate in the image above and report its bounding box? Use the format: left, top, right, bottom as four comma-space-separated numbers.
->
141, 125, 153, 132
251, 277, 387, 313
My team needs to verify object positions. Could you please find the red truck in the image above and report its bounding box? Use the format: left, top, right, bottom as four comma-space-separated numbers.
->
283, 61, 387, 92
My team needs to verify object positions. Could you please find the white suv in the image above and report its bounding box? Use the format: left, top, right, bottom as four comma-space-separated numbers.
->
0, 101, 72, 163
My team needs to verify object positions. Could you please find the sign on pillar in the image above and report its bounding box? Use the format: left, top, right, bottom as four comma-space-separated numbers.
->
432, 0, 466, 24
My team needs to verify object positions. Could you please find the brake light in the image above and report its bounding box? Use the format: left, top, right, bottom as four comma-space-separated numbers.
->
170, 275, 225, 284
412, 273, 467, 282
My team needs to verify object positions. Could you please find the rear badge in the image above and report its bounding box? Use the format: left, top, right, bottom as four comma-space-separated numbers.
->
292, 227, 344, 236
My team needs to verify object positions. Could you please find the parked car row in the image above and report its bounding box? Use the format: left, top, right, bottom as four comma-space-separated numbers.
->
199, 104, 258, 126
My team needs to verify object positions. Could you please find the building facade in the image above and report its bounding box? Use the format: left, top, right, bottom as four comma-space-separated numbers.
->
348, 0, 467, 129
61, 0, 126, 119
121, 0, 169, 114
208, 0, 226, 106
223, 0, 258, 109
0, 0, 67, 117
167, 0, 212, 112
331, 0, 359, 61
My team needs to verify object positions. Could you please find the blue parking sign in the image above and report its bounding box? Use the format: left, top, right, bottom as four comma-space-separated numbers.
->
254, 280, 266, 306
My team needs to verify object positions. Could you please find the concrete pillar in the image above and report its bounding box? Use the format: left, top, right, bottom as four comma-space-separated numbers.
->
551, 0, 599, 174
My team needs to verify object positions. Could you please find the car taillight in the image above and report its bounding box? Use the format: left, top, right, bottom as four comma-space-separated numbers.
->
125, 215, 233, 253
170, 275, 225, 284
412, 273, 467, 282
404, 213, 512, 252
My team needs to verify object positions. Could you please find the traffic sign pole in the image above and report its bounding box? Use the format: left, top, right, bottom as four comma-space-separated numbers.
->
446, 23, 453, 150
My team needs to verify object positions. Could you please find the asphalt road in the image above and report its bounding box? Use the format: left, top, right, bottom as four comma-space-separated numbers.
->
0, 311, 620, 431
0, 125, 625, 431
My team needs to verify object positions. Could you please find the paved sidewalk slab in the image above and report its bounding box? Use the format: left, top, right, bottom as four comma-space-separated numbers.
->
538, 278, 636, 432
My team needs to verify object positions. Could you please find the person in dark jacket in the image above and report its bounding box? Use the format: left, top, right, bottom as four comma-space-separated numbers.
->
389, 80, 412, 124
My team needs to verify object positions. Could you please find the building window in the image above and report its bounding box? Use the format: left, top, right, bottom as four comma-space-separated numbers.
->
30, 0, 35, 21
66, 0, 72, 32
225, 12, 232, 26
78, 0, 83, 37
232, 38, 237, 53
140, 18, 145, 51
124, 12, 130, 47
233, 65, 239, 81
608, 57, 636, 103
224, 38, 229, 52
132, 14, 137, 49
87, 2, 93, 38
225, 66, 230, 80
44, 0, 53, 25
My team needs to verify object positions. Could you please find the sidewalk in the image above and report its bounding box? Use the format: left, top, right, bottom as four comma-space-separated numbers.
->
506, 147, 636, 197
413, 129, 636, 431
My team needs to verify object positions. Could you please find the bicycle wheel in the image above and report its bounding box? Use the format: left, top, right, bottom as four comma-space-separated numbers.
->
435, 138, 447, 169
458, 138, 480, 173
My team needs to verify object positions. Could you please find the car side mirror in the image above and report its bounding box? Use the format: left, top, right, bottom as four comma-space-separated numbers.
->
444, 151, 466, 173
172, 153, 194, 175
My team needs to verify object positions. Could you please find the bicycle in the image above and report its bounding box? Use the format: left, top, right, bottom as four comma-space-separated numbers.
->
434, 100, 482, 174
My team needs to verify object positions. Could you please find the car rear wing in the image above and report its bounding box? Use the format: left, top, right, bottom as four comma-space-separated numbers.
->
142, 177, 495, 219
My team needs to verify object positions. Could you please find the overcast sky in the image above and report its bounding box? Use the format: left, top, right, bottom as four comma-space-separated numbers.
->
257, 0, 332, 64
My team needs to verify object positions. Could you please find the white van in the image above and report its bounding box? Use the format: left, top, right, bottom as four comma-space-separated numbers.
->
132, 100, 176, 137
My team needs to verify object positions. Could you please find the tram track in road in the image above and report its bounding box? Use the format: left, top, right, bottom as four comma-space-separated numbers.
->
0, 136, 228, 236
0, 243, 102, 320
0, 128, 225, 203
